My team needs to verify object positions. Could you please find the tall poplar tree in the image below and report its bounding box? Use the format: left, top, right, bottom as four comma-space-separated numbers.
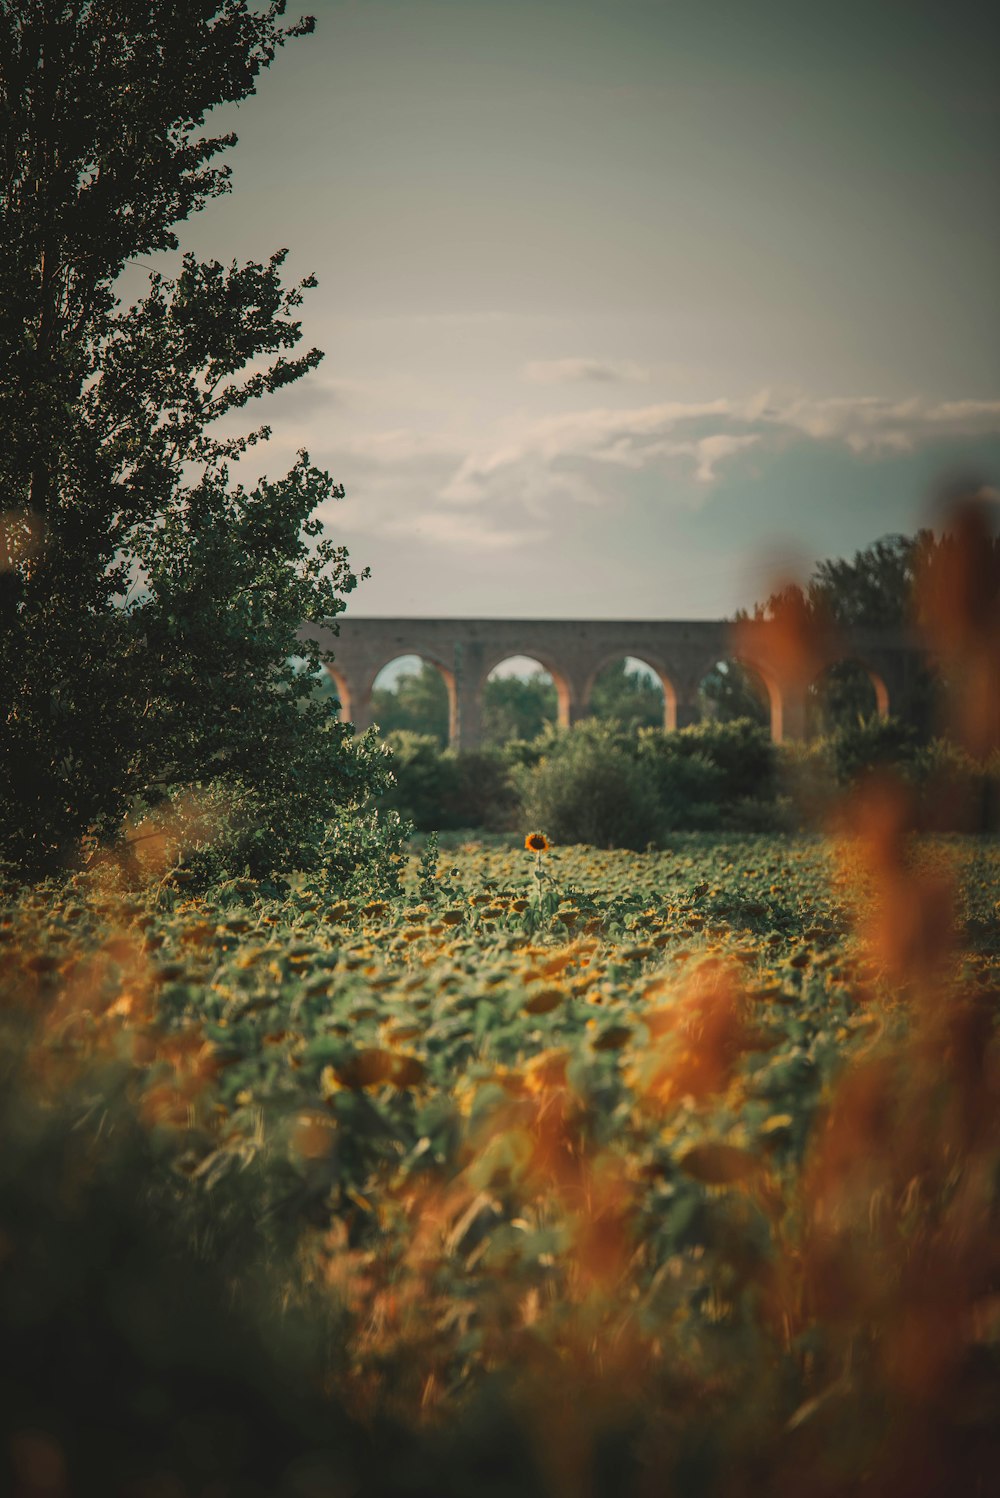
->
0, 2, 392, 879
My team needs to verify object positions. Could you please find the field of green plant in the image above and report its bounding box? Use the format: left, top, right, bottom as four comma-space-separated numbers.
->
3, 828, 999, 1495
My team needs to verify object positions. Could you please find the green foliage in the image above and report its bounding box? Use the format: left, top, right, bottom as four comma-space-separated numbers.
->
370, 667, 560, 749
639, 745, 725, 832
416, 830, 441, 900
0, 0, 388, 886
370, 663, 451, 745
646, 717, 777, 804
445, 750, 521, 831
514, 722, 665, 850
499, 735, 548, 772
379, 717, 989, 844
911, 740, 1000, 833
829, 716, 921, 786
0, 1017, 544, 1496
378, 732, 458, 829
806, 657, 882, 737
776, 739, 839, 826
587, 660, 665, 730
776, 726, 1000, 833
745, 533, 927, 635
314, 802, 412, 901
482, 671, 557, 745
810, 532, 924, 629
698, 660, 770, 726
380, 720, 785, 843
742, 531, 943, 735
379, 733, 518, 833
298, 658, 342, 711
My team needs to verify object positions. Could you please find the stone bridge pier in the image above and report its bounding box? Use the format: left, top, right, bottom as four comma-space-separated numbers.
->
300, 617, 920, 750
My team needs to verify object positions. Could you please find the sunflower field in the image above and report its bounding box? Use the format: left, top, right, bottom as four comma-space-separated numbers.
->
2, 818, 999, 1496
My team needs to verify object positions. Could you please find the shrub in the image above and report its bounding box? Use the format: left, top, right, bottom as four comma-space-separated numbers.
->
379, 733, 459, 831
635, 742, 726, 831
640, 718, 777, 803
380, 734, 518, 832
829, 716, 920, 786
727, 795, 799, 833
514, 722, 665, 850
387, 722, 784, 844
776, 740, 839, 826
912, 739, 1000, 833
775, 731, 1000, 834
500, 736, 548, 772
380, 719, 1000, 844
443, 751, 520, 831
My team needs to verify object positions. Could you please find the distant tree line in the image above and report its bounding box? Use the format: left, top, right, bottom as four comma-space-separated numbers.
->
375, 715, 1000, 845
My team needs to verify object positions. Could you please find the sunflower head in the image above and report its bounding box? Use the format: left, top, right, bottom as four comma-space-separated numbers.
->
525, 831, 550, 853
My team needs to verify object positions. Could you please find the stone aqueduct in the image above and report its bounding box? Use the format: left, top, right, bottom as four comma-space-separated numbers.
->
303, 617, 924, 750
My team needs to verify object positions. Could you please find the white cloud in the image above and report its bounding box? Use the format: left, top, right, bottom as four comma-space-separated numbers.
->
441, 398, 738, 500
774, 395, 1000, 452
380, 509, 546, 552
441, 391, 1000, 504
692, 433, 762, 482
247, 386, 1000, 586
334, 427, 462, 466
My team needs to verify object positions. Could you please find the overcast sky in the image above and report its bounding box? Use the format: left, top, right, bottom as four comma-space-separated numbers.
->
170, 0, 1000, 619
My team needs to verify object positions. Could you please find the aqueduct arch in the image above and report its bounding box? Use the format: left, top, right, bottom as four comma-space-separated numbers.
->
693, 652, 780, 735
322, 663, 353, 722
365, 651, 458, 743
301, 617, 920, 750
809, 657, 891, 721
478, 646, 574, 733
582, 652, 678, 731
